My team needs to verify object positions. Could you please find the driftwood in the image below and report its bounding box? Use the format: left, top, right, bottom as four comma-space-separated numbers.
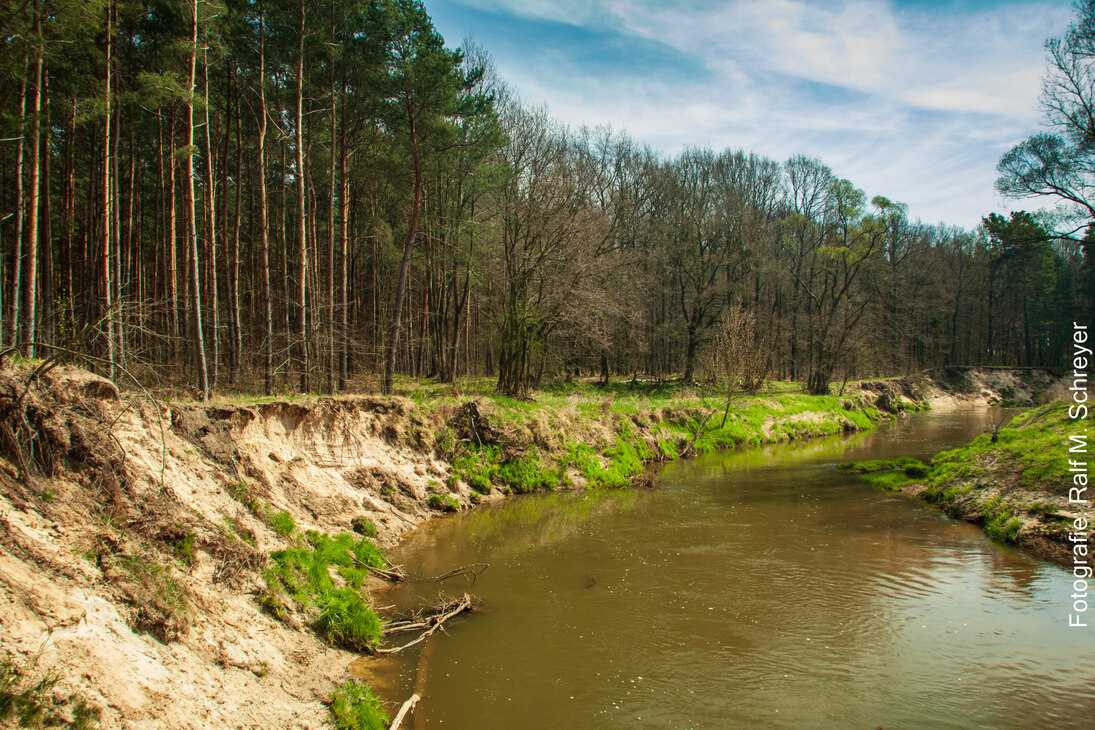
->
388, 693, 420, 730
431, 562, 488, 585
350, 553, 407, 582
378, 594, 475, 654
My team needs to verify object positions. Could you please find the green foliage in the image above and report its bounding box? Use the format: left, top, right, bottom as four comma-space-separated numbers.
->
263, 532, 386, 651
0, 652, 99, 728
495, 450, 563, 493
838, 457, 928, 474
269, 511, 296, 538
1027, 501, 1057, 516
983, 497, 1022, 543
451, 446, 499, 494
861, 472, 914, 491
328, 680, 389, 730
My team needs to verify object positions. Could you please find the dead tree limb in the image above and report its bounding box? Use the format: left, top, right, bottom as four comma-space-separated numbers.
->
378, 594, 474, 654
350, 553, 406, 582
431, 562, 488, 585
680, 408, 716, 458
388, 693, 420, 730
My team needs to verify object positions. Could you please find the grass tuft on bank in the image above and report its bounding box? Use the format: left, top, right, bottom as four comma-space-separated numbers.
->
328, 680, 388, 730
261, 531, 387, 652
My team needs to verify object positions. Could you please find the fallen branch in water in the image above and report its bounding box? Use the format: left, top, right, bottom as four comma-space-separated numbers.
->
378, 594, 474, 654
388, 693, 420, 730
350, 553, 407, 582
431, 562, 488, 585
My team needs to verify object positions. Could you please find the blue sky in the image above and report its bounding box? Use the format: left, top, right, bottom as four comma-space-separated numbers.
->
425, 0, 1075, 229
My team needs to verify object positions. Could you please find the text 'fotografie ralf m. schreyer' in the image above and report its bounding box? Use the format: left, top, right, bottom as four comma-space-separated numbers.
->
1068, 322, 1092, 629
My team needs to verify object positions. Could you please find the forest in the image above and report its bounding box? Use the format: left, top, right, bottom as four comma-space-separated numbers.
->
0, 0, 1092, 401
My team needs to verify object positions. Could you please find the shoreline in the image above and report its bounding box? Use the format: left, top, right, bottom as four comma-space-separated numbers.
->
0, 365, 1060, 727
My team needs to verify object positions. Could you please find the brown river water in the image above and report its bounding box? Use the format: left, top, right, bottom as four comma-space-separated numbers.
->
360, 409, 1095, 729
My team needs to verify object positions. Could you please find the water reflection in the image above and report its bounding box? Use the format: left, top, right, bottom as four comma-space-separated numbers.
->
367, 409, 1094, 730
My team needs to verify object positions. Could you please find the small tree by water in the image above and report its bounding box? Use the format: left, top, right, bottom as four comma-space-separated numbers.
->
707, 304, 768, 427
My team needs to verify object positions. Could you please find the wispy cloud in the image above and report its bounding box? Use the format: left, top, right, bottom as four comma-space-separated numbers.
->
431, 0, 1074, 227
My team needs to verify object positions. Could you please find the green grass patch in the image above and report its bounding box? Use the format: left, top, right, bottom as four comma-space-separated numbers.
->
838, 457, 928, 476
328, 679, 388, 730
175, 531, 196, 567
861, 472, 915, 491
984, 498, 1022, 543
427, 494, 460, 512
350, 516, 377, 538
495, 449, 564, 493
263, 531, 386, 651
269, 511, 296, 538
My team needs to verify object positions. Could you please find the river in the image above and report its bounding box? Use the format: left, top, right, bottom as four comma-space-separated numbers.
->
363, 408, 1095, 729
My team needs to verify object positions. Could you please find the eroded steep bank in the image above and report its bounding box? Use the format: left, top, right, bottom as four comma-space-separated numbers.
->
0, 365, 1057, 727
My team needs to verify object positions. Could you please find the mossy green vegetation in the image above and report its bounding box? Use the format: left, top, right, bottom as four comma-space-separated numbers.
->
350, 516, 377, 538
982, 495, 1023, 543
435, 382, 893, 497
427, 493, 460, 512
262, 531, 386, 651
328, 680, 388, 730
838, 457, 928, 474
860, 471, 916, 491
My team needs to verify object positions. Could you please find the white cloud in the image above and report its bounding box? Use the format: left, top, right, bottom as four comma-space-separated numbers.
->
439, 0, 1076, 226
611, 0, 1068, 122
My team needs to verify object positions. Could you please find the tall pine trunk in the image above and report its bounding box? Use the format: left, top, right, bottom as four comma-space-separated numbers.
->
8, 57, 27, 349
258, 0, 273, 396
186, 0, 209, 400
294, 0, 309, 392
102, 6, 115, 377
23, 2, 43, 356
383, 119, 421, 395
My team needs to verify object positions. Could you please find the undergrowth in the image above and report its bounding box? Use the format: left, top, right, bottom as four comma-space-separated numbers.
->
444, 390, 888, 495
